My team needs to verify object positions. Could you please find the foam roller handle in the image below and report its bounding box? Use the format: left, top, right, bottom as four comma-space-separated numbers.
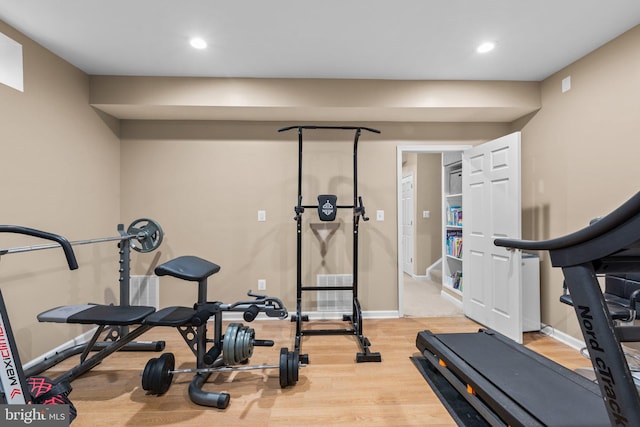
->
243, 304, 260, 322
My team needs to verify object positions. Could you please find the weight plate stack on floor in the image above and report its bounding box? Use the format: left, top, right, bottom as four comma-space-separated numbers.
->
279, 347, 299, 388
141, 352, 175, 395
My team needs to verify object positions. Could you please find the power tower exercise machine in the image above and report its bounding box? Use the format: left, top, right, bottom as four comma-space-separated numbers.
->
416, 191, 640, 426
279, 125, 382, 364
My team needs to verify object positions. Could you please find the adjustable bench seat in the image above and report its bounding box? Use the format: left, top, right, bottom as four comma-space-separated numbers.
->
144, 306, 198, 327
154, 255, 220, 282
38, 304, 155, 325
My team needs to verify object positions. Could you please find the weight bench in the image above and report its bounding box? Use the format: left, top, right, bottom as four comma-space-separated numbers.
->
139, 255, 297, 409
33, 304, 159, 384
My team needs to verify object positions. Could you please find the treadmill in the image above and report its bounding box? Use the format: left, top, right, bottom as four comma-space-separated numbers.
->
416, 191, 640, 427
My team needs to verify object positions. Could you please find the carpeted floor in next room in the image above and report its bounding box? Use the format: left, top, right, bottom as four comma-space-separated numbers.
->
403, 274, 463, 318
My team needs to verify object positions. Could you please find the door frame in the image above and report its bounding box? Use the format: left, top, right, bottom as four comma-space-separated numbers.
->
396, 144, 471, 317
401, 172, 415, 275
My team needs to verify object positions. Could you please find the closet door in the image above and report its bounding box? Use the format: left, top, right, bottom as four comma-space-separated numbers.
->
462, 132, 522, 343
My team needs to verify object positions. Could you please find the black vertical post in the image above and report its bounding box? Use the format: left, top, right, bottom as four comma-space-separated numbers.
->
563, 263, 640, 426
295, 127, 304, 349
117, 224, 131, 338
117, 224, 131, 307
352, 128, 361, 304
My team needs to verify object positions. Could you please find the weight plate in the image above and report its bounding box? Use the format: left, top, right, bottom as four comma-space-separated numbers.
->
141, 357, 158, 391
235, 327, 246, 364
127, 218, 164, 253
287, 350, 296, 387
158, 352, 175, 394
141, 352, 175, 395
292, 350, 299, 384
279, 347, 289, 388
223, 323, 241, 365
244, 327, 255, 360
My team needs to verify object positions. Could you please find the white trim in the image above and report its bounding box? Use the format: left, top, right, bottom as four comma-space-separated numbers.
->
224, 310, 399, 321
440, 290, 464, 308
397, 144, 471, 317
539, 323, 586, 351
426, 258, 442, 280
23, 327, 98, 369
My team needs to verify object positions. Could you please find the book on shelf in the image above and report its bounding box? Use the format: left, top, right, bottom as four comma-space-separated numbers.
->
451, 271, 463, 291
446, 229, 463, 258
447, 206, 463, 227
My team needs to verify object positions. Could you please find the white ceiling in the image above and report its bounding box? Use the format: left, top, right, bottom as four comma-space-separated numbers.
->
1, 0, 640, 81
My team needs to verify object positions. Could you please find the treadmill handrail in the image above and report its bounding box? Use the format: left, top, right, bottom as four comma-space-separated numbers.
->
0, 225, 78, 270
495, 191, 640, 251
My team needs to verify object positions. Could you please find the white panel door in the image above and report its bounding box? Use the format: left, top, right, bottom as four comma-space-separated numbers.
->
462, 132, 522, 343
401, 174, 414, 275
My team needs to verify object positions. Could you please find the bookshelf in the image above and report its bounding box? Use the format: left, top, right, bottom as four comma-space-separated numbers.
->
442, 154, 463, 296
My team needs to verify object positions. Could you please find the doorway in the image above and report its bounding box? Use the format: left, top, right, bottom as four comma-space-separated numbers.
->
396, 145, 470, 317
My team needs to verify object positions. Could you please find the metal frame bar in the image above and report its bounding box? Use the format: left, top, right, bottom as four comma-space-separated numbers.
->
0, 290, 30, 405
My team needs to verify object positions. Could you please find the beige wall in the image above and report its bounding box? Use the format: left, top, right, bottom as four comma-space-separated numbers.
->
120, 121, 507, 313
415, 154, 443, 275
0, 21, 121, 362
517, 25, 640, 338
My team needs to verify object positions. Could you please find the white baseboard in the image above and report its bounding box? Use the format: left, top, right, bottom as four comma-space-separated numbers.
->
223, 310, 399, 321
23, 327, 98, 370
539, 323, 585, 351
440, 290, 463, 308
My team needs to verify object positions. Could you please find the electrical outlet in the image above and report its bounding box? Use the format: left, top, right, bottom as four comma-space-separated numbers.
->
258, 210, 266, 222
258, 279, 266, 290
376, 210, 384, 221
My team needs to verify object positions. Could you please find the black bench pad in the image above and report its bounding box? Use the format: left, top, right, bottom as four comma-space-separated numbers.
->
38, 304, 155, 325
143, 306, 196, 327
154, 255, 221, 282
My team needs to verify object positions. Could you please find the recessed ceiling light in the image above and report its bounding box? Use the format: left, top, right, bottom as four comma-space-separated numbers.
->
476, 42, 495, 54
190, 38, 207, 49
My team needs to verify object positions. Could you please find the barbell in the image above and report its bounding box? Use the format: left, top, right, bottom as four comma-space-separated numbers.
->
142, 349, 301, 395
0, 218, 163, 255
142, 322, 302, 395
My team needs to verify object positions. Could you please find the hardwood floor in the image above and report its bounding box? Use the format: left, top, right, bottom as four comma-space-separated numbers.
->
40, 317, 589, 426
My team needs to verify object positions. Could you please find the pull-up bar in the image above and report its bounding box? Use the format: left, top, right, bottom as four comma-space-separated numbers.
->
278, 125, 380, 214
278, 125, 381, 134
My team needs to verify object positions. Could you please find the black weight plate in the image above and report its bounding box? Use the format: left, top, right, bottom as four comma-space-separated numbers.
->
287, 350, 297, 387
292, 350, 299, 383
141, 357, 158, 391
157, 352, 175, 395
279, 347, 289, 388
142, 353, 175, 395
